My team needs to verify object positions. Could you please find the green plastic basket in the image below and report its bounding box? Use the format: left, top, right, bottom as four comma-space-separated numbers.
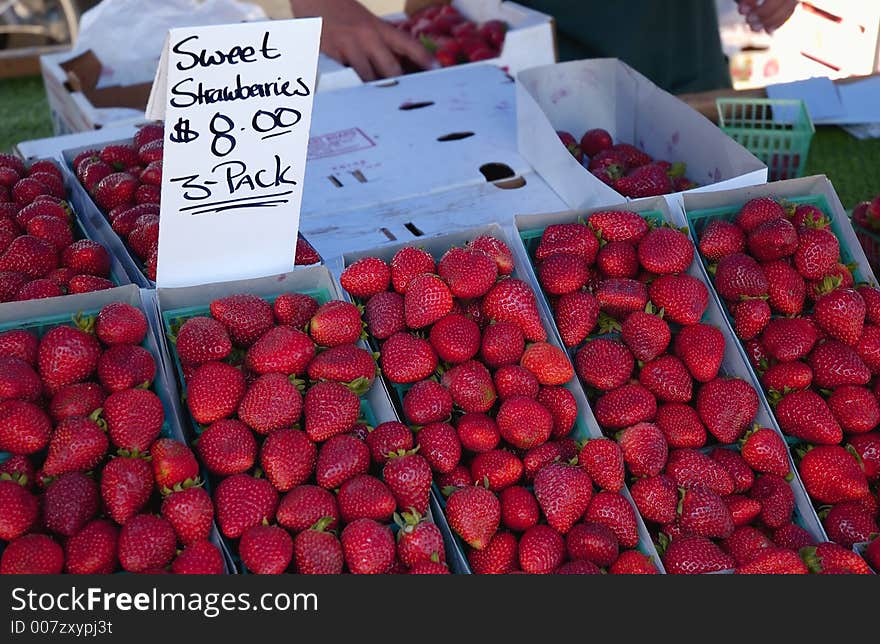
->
716, 98, 815, 182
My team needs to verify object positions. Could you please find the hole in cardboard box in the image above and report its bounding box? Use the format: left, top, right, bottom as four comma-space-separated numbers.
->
437, 132, 475, 142
399, 101, 435, 111
494, 176, 527, 190
404, 222, 424, 237
480, 163, 515, 182
375, 79, 400, 88
380, 227, 396, 241
351, 170, 367, 183
328, 175, 343, 187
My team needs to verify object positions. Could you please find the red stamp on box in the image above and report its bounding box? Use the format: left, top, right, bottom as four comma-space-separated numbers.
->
308, 128, 376, 160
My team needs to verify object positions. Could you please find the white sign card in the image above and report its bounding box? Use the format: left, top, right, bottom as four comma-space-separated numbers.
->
145, 18, 322, 287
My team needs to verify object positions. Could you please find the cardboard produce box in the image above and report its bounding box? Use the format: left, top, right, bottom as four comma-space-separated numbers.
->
516, 59, 768, 211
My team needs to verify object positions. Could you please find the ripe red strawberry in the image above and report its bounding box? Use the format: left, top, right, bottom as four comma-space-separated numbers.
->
246, 325, 315, 376
340, 256, 391, 299
857, 285, 880, 325
415, 422, 461, 474
564, 522, 618, 567
100, 144, 140, 170
574, 337, 634, 391
26, 214, 73, 251
237, 372, 303, 435
94, 301, 147, 346
763, 260, 805, 316
481, 278, 546, 341
722, 524, 773, 566
14, 278, 63, 301
516, 524, 565, 574
441, 359, 497, 412
380, 332, 438, 383
389, 246, 434, 293
814, 287, 865, 346
656, 402, 707, 449
615, 163, 672, 198
467, 530, 517, 574
713, 253, 768, 301
631, 474, 678, 524
341, 518, 396, 574
710, 448, 755, 493
539, 253, 588, 296
37, 324, 101, 393
171, 541, 224, 574
596, 240, 637, 278
595, 277, 648, 318
579, 128, 613, 156
438, 246, 498, 298
304, 381, 360, 442
0, 235, 57, 279
666, 449, 733, 498
1, 533, 64, 574
536, 223, 599, 263
446, 485, 501, 549
585, 490, 640, 547
498, 485, 539, 532
827, 385, 880, 434
271, 292, 318, 329
587, 210, 650, 244
857, 324, 880, 374
61, 240, 111, 277
93, 172, 137, 211
65, 519, 118, 574
696, 377, 758, 443
520, 342, 573, 387
12, 177, 52, 204
479, 320, 524, 366
161, 487, 213, 545
620, 310, 670, 363
558, 130, 584, 162
337, 474, 396, 523
760, 317, 818, 363
0, 356, 42, 402
808, 339, 870, 388
535, 386, 577, 438
366, 421, 413, 464
648, 274, 708, 325
578, 438, 624, 492
848, 433, 880, 482
313, 433, 367, 489
133, 123, 164, 149
749, 474, 795, 528
637, 227, 693, 275
608, 550, 658, 574
97, 345, 156, 392
137, 139, 163, 163
103, 388, 164, 451
277, 485, 339, 533
738, 427, 790, 478
799, 445, 870, 504
239, 524, 293, 574
761, 361, 813, 395
452, 412, 496, 453
699, 219, 745, 261
364, 291, 405, 340
471, 449, 524, 491
673, 323, 724, 383
117, 514, 176, 573
402, 380, 452, 426
864, 536, 880, 572
775, 390, 842, 445
0, 329, 38, 365
735, 198, 786, 232
0, 478, 37, 540
596, 383, 658, 429
139, 160, 162, 186
41, 415, 106, 476
429, 313, 480, 364
100, 454, 153, 525
175, 316, 232, 365
802, 542, 873, 574
210, 294, 274, 347
293, 518, 344, 574
404, 274, 453, 329
677, 485, 734, 539
616, 421, 668, 477
794, 227, 839, 280
395, 510, 446, 567
66, 274, 112, 294
196, 419, 256, 475
469, 235, 514, 276
258, 428, 317, 491
495, 395, 552, 449
639, 354, 693, 403
609, 143, 652, 167
186, 361, 246, 424
746, 217, 798, 262
533, 462, 593, 533
823, 501, 877, 548
215, 474, 279, 538
151, 438, 199, 492
735, 548, 808, 574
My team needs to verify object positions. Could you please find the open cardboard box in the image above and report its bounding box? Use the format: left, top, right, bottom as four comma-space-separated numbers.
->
515, 59, 769, 211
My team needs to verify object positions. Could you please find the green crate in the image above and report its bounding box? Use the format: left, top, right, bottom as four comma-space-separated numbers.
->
717, 98, 815, 182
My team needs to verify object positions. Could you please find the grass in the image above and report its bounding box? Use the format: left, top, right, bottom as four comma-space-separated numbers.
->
0, 76, 54, 153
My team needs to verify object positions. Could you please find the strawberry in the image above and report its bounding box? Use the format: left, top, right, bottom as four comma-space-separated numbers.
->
0, 235, 57, 279
97, 344, 156, 392
674, 323, 724, 383
78, 158, 113, 192
65, 520, 118, 574
388, 246, 434, 294
827, 385, 880, 434
12, 177, 52, 204
273, 292, 319, 328
737, 427, 789, 478
246, 325, 315, 376
637, 227, 693, 275
536, 386, 578, 438
631, 474, 678, 524
656, 403, 707, 449
403, 380, 452, 425
639, 354, 693, 403
761, 317, 818, 363
798, 445, 870, 504
40, 416, 105, 479
366, 421, 414, 464
404, 274, 453, 329
395, 510, 446, 567
731, 497, 774, 533
802, 542, 873, 574
478, 321, 524, 367
609, 550, 659, 574
596, 384, 657, 429
616, 421, 668, 477
558, 130, 584, 162
429, 313, 480, 363
865, 536, 880, 571
186, 361, 246, 425
467, 530, 518, 574
696, 377, 758, 443
470, 449, 523, 491
857, 285, 880, 325
214, 473, 278, 538
808, 339, 870, 388
15, 278, 63, 301
0, 329, 38, 365
597, 240, 638, 278
775, 390, 842, 444
446, 485, 501, 549
814, 287, 865, 345
499, 485, 539, 532
134, 123, 164, 149
314, 434, 368, 489
520, 341, 573, 386
438, 246, 498, 298
0, 454, 34, 486
723, 525, 774, 566
293, 518, 344, 574
761, 361, 813, 395
237, 372, 303, 434
566, 522, 618, 567
139, 160, 162, 186
574, 338, 634, 391
620, 309, 671, 362
0, 356, 42, 402
380, 332, 438, 383
518, 524, 566, 574
26, 214, 73, 251
580, 128, 613, 157
713, 253, 768, 300
117, 514, 176, 573
210, 294, 274, 347
175, 316, 232, 365
764, 260, 805, 315
304, 381, 360, 442
615, 163, 672, 198
0, 272, 27, 302
611, 143, 652, 167
648, 274, 708, 325
37, 324, 101, 393
533, 462, 593, 533
588, 147, 627, 171
823, 501, 877, 548
337, 474, 395, 523
161, 487, 214, 545
496, 395, 552, 449
0, 479, 37, 540
587, 210, 650, 244
710, 448, 755, 493
667, 449, 735, 497
455, 412, 499, 453
747, 217, 798, 262
261, 428, 318, 491
848, 433, 880, 481
364, 291, 405, 340
749, 474, 795, 528
171, 541, 224, 575
340, 256, 391, 299
538, 253, 588, 295
100, 144, 140, 170
277, 485, 339, 532
103, 388, 164, 451
596, 277, 648, 318
857, 324, 880, 374
100, 454, 153, 525
197, 419, 256, 476
579, 438, 624, 492
137, 139, 163, 164
699, 220, 745, 261
585, 490, 640, 547
415, 422, 460, 473
536, 223, 598, 263
482, 278, 547, 341
735, 548, 808, 574
0, 153, 26, 174
61, 240, 111, 277
341, 518, 395, 574
93, 302, 147, 346
677, 485, 735, 539
466, 236, 513, 276
41, 471, 98, 538
441, 359, 497, 412
1, 534, 64, 574
93, 172, 137, 211
794, 227, 839, 280
240, 524, 293, 574
735, 198, 787, 232
791, 204, 827, 230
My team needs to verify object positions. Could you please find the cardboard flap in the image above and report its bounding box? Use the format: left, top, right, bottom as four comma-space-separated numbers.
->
60, 49, 152, 110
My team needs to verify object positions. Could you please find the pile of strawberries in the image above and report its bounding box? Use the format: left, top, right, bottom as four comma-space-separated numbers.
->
0, 154, 114, 301
697, 197, 880, 563
393, 4, 507, 68
340, 235, 659, 574
556, 128, 696, 198
852, 195, 880, 232
171, 291, 449, 574
0, 302, 226, 574
71, 124, 320, 282
530, 210, 872, 573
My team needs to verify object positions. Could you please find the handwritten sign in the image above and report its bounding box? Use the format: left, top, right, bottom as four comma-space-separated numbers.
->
145, 18, 322, 287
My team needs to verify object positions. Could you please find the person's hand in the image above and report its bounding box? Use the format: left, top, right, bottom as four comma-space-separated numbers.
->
737, 0, 798, 34
290, 0, 434, 81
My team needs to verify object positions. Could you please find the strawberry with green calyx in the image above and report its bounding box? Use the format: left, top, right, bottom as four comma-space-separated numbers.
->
307, 343, 377, 395
245, 324, 314, 376
315, 434, 368, 490
468, 531, 517, 574
740, 426, 791, 479
383, 448, 432, 515
171, 540, 224, 575
340, 256, 391, 299
821, 501, 877, 548
749, 474, 795, 528
585, 490, 640, 548
666, 448, 735, 496
100, 451, 153, 525
237, 372, 303, 435
277, 485, 339, 533
438, 246, 498, 299
518, 524, 566, 574
103, 387, 164, 452
161, 486, 214, 545
42, 412, 108, 476
797, 444, 870, 504
240, 524, 293, 575
210, 293, 274, 347
294, 517, 343, 574
801, 542, 873, 574
395, 509, 445, 568
215, 473, 279, 539
187, 361, 247, 425
304, 380, 360, 442
151, 438, 200, 493
446, 484, 501, 550
338, 475, 396, 524
557, 131, 584, 164
341, 518, 396, 575
534, 462, 593, 534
